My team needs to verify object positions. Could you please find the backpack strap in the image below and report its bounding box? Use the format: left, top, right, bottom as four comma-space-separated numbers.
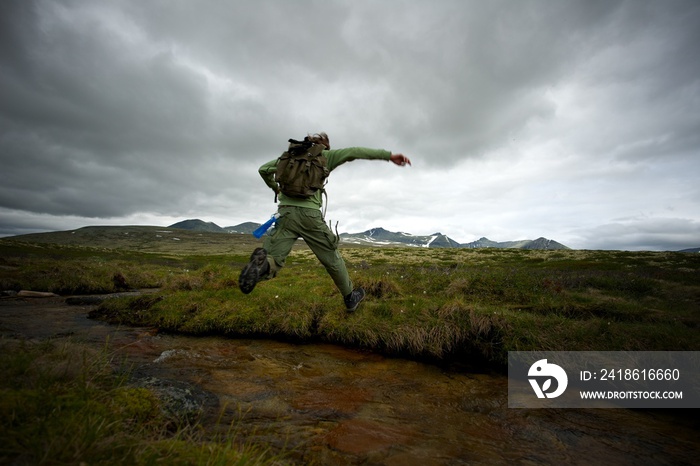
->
321, 187, 328, 219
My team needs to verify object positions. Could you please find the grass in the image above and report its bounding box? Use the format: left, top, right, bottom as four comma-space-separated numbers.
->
0, 337, 286, 465
2, 233, 699, 369
2, 231, 699, 462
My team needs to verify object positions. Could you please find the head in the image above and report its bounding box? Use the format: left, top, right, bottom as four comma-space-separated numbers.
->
306, 132, 330, 150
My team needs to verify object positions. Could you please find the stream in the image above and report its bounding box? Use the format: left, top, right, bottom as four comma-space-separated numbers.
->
1, 294, 697, 465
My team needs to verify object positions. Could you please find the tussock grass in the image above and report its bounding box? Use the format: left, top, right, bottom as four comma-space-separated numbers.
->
94, 247, 699, 367
0, 337, 284, 465
2, 237, 699, 369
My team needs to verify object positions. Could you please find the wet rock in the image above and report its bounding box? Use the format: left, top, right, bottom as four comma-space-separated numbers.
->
132, 376, 218, 427
16, 290, 60, 298
153, 349, 190, 364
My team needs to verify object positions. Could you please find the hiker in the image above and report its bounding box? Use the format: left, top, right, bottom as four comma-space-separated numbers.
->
239, 132, 412, 312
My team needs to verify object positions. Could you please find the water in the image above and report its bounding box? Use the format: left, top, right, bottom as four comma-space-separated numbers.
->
1, 295, 697, 465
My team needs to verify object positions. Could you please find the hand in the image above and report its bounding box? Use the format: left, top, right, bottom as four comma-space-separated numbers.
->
390, 153, 412, 167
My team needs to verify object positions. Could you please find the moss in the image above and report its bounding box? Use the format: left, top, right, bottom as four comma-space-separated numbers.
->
110, 387, 161, 423
0, 337, 283, 465
4, 238, 700, 370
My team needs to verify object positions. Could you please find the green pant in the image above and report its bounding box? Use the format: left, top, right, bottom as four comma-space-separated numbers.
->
262, 206, 353, 296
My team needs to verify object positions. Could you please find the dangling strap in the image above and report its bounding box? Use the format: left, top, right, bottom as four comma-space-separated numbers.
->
321, 188, 328, 219
320, 172, 329, 218
328, 219, 340, 244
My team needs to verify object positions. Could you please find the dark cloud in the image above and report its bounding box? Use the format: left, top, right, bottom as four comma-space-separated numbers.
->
580, 217, 700, 251
1, 0, 698, 250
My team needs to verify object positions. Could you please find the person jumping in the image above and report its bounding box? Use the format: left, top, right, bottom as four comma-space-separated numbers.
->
239, 132, 411, 312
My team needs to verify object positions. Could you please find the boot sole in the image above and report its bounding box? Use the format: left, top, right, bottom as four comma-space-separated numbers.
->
345, 289, 366, 312
239, 249, 267, 294
239, 263, 259, 294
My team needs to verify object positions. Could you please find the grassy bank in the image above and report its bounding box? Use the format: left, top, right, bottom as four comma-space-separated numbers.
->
0, 337, 285, 465
3, 233, 697, 368
95, 247, 700, 366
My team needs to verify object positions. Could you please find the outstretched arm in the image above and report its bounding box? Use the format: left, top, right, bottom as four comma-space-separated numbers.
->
390, 153, 412, 167
259, 159, 280, 193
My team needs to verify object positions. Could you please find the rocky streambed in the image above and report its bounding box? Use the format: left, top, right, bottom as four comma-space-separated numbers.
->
1, 293, 697, 465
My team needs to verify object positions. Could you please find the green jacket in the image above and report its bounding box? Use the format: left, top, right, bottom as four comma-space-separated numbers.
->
258, 147, 392, 209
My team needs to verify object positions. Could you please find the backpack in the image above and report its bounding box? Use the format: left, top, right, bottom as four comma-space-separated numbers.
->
274, 138, 329, 200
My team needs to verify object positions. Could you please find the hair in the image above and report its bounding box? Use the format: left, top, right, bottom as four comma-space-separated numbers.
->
307, 132, 330, 150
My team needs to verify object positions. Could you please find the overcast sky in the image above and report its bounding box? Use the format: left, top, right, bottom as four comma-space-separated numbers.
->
1, 0, 699, 251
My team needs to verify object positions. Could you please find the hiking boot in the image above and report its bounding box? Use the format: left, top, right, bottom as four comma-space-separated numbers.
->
344, 288, 366, 312
239, 248, 270, 294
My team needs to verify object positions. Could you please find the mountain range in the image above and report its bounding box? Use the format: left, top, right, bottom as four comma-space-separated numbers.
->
169, 219, 570, 250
